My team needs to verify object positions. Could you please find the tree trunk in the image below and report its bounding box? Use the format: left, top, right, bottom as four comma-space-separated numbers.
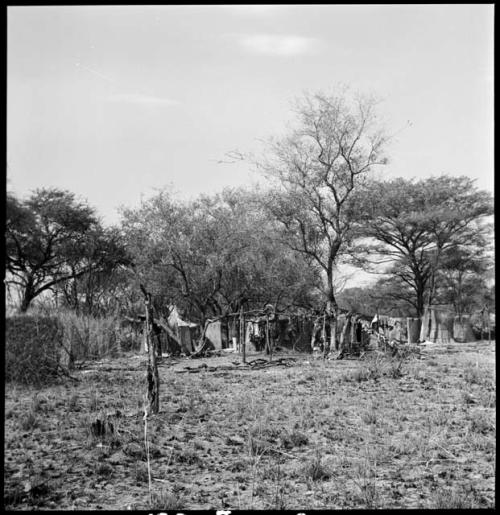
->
416, 283, 425, 319
141, 286, 159, 415
19, 278, 35, 313
326, 266, 338, 357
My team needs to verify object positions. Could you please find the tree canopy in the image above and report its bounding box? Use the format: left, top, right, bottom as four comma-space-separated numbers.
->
120, 187, 321, 324
352, 175, 494, 316
6, 188, 129, 312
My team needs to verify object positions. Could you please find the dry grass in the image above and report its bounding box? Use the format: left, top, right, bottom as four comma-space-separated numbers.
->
4, 341, 496, 509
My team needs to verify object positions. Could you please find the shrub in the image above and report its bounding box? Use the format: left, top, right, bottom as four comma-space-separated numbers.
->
469, 413, 495, 435
5, 315, 65, 386
302, 449, 331, 481
57, 311, 120, 364
432, 486, 486, 508
150, 489, 185, 510
280, 429, 309, 449
5, 310, 128, 384
20, 410, 39, 431
361, 409, 378, 425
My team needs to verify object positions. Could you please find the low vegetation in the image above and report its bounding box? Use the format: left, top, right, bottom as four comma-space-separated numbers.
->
4, 340, 495, 509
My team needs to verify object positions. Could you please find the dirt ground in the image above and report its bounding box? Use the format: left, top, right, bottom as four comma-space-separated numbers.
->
4, 340, 496, 510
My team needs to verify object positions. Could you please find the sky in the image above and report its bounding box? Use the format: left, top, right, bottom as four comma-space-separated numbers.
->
7, 5, 494, 285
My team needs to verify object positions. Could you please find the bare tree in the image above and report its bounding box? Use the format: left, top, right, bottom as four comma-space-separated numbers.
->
258, 88, 387, 354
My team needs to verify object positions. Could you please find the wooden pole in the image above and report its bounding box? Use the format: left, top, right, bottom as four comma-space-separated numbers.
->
322, 314, 326, 356
486, 305, 491, 343
266, 314, 271, 361
240, 306, 246, 363
141, 285, 160, 415
269, 318, 273, 362
481, 306, 485, 342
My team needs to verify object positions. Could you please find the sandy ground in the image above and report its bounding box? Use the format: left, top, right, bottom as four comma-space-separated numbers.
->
4, 340, 495, 509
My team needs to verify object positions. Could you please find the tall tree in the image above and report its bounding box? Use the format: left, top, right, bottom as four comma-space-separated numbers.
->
338, 278, 417, 318
434, 246, 493, 316
120, 187, 320, 327
55, 227, 131, 316
5, 188, 106, 312
258, 88, 387, 352
352, 175, 493, 316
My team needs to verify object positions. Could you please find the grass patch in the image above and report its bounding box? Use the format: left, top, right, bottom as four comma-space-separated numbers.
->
150, 489, 185, 510
302, 450, 332, 481
4, 342, 496, 510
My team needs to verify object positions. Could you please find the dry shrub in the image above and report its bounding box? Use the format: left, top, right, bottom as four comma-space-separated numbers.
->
279, 429, 309, 449
6, 310, 130, 385
150, 488, 185, 510
57, 311, 120, 364
5, 315, 65, 386
302, 449, 332, 481
463, 362, 494, 388
431, 485, 488, 509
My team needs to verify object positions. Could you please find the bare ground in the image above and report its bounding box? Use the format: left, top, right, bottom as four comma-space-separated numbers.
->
4, 340, 496, 510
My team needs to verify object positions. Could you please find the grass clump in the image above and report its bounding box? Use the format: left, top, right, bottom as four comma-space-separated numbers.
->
173, 447, 201, 465
302, 449, 332, 481
20, 410, 39, 431
5, 315, 64, 386
279, 429, 309, 449
361, 409, 378, 425
469, 412, 495, 435
150, 488, 185, 510
431, 485, 488, 509
67, 393, 80, 412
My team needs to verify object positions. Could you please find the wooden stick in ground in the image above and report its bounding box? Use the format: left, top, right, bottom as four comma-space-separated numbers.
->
486, 305, 491, 343
141, 285, 160, 415
266, 313, 272, 361
322, 313, 327, 358
269, 318, 273, 363
143, 405, 152, 499
240, 307, 246, 364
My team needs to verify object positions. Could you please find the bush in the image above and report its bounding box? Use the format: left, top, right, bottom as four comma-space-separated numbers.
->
5, 315, 65, 385
57, 311, 120, 364
6, 311, 130, 384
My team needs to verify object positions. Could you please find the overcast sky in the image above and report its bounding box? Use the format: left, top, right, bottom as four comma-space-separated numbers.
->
8, 4, 494, 229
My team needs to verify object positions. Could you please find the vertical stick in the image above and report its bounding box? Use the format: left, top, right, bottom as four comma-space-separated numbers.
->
322, 314, 326, 357
266, 314, 271, 361
481, 306, 485, 342
486, 306, 491, 344
241, 308, 247, 363
239, 307, 243, 351
143, 408, 152, 499
269, 315, 273, 363
141, 285, 160, 415
240, 307, 246, 364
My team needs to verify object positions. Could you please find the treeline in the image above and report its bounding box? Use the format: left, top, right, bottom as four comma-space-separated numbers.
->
6, 89, 494, 326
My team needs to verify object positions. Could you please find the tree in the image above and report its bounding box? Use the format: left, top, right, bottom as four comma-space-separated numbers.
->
258, 88, 387, 352
353, 175, 493, 317
54, 227, 131, 316
5, 188, 106, 312
120, 187, 321, 327
434, 246, 494, 316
